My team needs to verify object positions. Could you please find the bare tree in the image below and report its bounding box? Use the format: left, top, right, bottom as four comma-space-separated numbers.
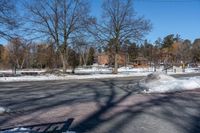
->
192, 38, 200, 63
0, 45, 10, 69
25, 0, 91, 73
90, 0, 151, 73
177, 40, 191, 65
74, 39, 90, 66
7, 38, 30, 70
0, 0, 19, 39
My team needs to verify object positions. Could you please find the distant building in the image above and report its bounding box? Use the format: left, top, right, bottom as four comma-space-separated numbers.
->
133, 56, 148, 67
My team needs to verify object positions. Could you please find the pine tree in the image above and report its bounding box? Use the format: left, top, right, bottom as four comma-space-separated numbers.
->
87, 47, 95, 65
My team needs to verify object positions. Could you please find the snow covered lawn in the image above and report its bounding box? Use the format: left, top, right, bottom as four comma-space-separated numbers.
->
0, 67, 199, 82
0, 73, 151, 82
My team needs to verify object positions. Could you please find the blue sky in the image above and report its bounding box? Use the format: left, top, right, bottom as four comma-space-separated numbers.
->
91, 0, 200, 43
1, 0, 200, 44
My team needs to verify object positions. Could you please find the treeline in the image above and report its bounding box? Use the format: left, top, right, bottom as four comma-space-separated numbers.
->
1, 34, 200, 70
0, 38, 95, 70
125, 34, 200, 67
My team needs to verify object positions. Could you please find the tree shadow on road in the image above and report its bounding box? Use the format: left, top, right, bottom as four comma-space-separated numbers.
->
71, 81, 200, 133
0, 118, 74, 133
0, 80, 200, 133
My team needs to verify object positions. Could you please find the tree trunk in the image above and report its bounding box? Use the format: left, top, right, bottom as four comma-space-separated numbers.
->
60, 54, 66, 73
20, 59, 25, 69
16, 59, 20, 69
72, 67, 75, 74
113, 53, 118, 74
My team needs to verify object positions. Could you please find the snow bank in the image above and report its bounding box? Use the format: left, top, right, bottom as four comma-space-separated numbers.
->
0, 67, 200, 82
0, 72, 151, 82
0, 106, 10, 115
0, 107, 6, 115
138, 72, 200, 93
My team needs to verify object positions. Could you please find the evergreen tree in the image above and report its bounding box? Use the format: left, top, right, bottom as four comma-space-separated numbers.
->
162, 34, 175, 48
87, 47, 95, 65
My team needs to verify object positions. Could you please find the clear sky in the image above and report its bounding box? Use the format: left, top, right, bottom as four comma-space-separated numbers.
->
1, 0, 200, 44
91, 0, 200, 43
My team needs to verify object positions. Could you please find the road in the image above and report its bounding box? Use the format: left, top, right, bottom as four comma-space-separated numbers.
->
0, 73, 200, 133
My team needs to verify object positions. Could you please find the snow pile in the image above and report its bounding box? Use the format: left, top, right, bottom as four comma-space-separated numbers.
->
138, 72, 200, 93
0, 106, 10, 115
0, 107, 6, 115
0, 72, 152, 82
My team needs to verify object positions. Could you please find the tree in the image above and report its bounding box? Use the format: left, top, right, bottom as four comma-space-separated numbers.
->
91, 0, 151, 73
87, 47, 95, 65
127, 42, 138, 63
73, 39, 90, 66
0, 44, 3, 62
0, 0, 19, 39
162, 34, 175, 48
192, 38, 200, 63
68, 49, 79, 74
0, 45, 10, 68
155, 38, 162, 48
153, 38, 163, 69
177, 39, 191, 65
161, 34, 177, 67
26, 0, 92, 73
35, 43, 56, 69
7, 38, 30, 69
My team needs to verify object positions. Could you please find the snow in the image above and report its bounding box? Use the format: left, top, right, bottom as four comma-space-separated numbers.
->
0, 106, 10, 115
0, 73, 151, 82
118, 67, 153, 73
138, 72, 200, 93
73, 67, 112, 74
0, 107, 6, 115
0, 69, 45, 74
0, 67, 199, 82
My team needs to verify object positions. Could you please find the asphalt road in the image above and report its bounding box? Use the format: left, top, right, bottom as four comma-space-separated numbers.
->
0, 73, 200, 133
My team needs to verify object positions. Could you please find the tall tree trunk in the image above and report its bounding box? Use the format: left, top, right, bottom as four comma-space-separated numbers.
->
20, 59, 25, 69
16, 59, 20, 69
113, 53, 118, 74
113, 37, 119, 74
60, 53, 66, 73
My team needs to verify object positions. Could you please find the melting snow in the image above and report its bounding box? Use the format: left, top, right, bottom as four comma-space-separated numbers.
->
138, 72, 200, 93
0, 67, 199, 82
0, 106, 10, 115
0, 107, 6, 115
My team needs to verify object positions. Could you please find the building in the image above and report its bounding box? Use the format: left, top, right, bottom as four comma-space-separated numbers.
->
133, 56, 148, 67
